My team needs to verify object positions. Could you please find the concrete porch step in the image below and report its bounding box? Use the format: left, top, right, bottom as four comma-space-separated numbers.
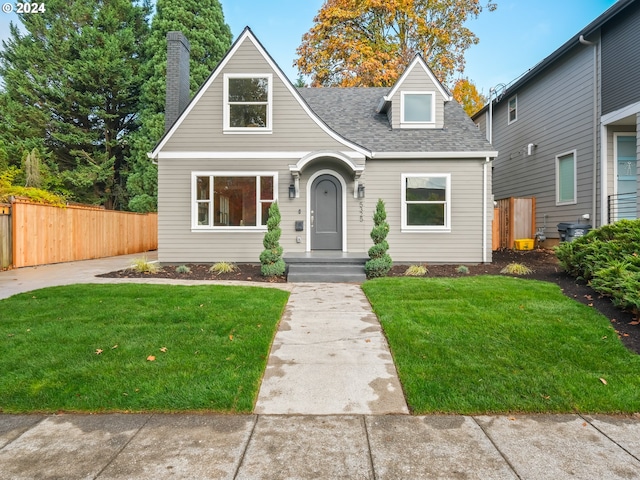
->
285, 252, 368, 283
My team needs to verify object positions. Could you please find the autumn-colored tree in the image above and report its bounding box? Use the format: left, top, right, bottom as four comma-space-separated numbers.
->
296, 0, 496, 87
452, 78, 487, 117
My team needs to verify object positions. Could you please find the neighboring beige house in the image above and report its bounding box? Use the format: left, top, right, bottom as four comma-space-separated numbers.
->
150, 28, 497, 274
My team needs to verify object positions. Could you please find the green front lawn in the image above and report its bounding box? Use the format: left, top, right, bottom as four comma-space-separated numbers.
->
0, 284, 289, 413
363, 276, 640, 414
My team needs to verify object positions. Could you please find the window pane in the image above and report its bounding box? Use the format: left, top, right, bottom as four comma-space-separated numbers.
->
197, 203, 209, 226
230, 104, 267, 128
508, 97, 517, 122
214, 177, 256, 226
196, 177, 210, 200
228, 77, 268, 102
261, 202, 272, 226
407, 204, 445, 226
406, 177, 446, 201
558, 154, 575, 203
260, 176, 274, 200
404, 94, 432, 122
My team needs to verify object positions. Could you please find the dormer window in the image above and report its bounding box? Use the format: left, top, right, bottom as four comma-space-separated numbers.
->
223, 74, 272, 133
401, 91, 435, 128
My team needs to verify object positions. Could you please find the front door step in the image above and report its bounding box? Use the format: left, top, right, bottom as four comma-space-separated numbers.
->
285, 253, 368, 283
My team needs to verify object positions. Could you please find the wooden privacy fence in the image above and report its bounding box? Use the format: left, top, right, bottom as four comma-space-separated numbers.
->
7, 199, 157, 268
493, 197, 536, 250
0, 204, 10, 269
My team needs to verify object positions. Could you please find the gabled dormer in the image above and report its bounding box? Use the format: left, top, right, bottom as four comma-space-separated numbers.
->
377, 55, 452, 130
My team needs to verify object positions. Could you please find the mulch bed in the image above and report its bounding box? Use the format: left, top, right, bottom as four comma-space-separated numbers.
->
99, 248, 640, 354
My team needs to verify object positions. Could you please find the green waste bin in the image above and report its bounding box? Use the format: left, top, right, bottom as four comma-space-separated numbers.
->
557, 223, 591, 242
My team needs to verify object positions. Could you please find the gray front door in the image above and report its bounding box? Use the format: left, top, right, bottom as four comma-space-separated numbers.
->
311, 174, 342, 250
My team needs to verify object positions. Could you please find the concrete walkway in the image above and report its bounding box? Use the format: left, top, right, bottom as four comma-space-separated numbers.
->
2, 256, 640, 478
255, 283, 408, 415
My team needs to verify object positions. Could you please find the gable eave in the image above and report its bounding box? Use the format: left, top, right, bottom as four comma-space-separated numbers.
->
384, 55, 453, 103
151, 27, 370, 159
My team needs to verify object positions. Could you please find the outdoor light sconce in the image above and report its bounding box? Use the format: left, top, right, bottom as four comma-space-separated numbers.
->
288, 184, 296, 199
357, 183, 365, 199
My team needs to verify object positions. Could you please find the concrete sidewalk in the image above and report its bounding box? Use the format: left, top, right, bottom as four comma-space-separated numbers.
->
1, 413, 640, 479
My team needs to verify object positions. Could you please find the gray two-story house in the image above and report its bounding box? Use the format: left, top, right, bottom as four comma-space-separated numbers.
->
150, 28, 497, 269
473, 0, 639, 243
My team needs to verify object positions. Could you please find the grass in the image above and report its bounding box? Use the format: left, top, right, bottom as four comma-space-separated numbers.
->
210, 262, 238, 274
363, 276, 640, 414
0, 284, 289, 414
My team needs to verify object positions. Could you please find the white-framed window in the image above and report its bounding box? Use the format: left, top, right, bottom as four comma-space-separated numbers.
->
223, 74, 272, 133
556, 150, 577, 205
401, 174, 451, 231
508, 95, 517, 124
400, 91, 435, 128
192, 172, 278, 230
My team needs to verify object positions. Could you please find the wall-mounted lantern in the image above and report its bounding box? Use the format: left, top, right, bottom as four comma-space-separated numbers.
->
288, 184, 296, 199
357, 183, 365, 199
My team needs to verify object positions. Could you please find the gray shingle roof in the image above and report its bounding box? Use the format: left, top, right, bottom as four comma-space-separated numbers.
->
297, 87, 495, 154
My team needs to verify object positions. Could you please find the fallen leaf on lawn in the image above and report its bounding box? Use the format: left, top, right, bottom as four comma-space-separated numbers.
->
588, 303, 594, 307
229, 335, 234, 341
111, 345, 118, 349
147, 355, 156, 361
600, 378, 608, 385
160, 347, 167, 353
95, 349, 103, 355
602, 336, 608, 339
123, 392, 128, 396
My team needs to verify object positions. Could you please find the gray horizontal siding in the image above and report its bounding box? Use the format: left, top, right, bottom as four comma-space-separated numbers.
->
365, 158, 492, 263
491, 45, 598, 237
163, 38, 349, 152
601, 1, 640, 115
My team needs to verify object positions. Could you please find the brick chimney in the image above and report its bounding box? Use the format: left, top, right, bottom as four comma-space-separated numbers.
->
165, 31, 191, 132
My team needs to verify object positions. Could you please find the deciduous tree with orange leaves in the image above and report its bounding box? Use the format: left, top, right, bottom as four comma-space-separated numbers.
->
295, 0, 496, 87
452, 78, 487, 117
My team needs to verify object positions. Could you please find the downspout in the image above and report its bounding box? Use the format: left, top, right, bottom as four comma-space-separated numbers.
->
483, 157, 489, 263
580, 34, 598, 226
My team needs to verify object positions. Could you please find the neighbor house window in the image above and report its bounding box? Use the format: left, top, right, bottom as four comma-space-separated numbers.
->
508, 95, 517, 124
401, 92, 435, 128
556, 151, 577, 205
193, 172, 277, 229
223, 74, 272, 132
401, 174, 451, 231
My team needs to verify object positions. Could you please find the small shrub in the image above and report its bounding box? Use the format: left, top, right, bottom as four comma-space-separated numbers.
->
209, 262, 238, 275
456, 265, 470, 274
365, 199, 392, 278
500, 263, 533, 275
129, 257, 159, 274
260, 202, 285, 277
175, 265, 191, 274
404, 264, 428, 276
555, 220, 640, 314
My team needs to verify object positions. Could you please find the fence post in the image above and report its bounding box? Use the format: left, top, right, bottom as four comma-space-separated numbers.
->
0, 203, 11, 269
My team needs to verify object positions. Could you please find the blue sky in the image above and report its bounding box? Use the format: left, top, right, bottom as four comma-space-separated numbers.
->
0, 0, 618, 95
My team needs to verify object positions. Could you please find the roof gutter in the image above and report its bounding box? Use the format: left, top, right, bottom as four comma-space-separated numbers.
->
371, 151, 498, 159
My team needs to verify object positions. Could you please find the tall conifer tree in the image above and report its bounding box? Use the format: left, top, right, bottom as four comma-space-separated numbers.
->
127, 0, 232, 212
0, 0, 151, 208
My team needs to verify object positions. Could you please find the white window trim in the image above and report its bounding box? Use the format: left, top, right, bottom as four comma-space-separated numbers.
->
191, 171, 278, 231
401, 173, 451, 232
400, 91, 436, 129
555, 150, 577, 206
223, 73, 273, 134
508, 95, 517, 125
